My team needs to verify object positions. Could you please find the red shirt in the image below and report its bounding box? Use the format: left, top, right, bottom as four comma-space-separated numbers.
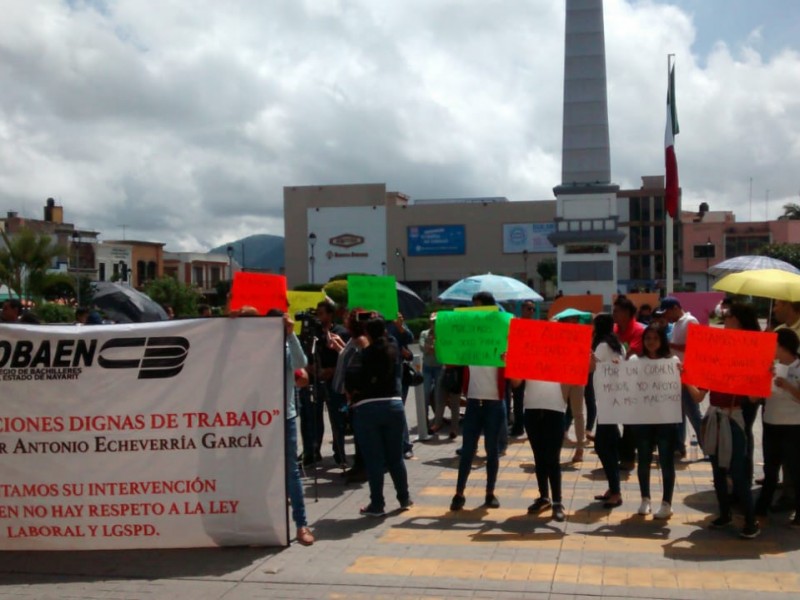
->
614, 320, 645, 356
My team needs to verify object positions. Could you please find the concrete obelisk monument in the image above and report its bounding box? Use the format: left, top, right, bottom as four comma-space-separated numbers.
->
548, 0, 624, 302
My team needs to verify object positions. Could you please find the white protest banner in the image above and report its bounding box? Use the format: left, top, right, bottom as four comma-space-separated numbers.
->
0, 318, 287, 550
594, 358, 682, 425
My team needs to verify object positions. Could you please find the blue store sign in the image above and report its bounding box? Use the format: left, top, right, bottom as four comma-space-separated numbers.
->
408, 225, 466, 256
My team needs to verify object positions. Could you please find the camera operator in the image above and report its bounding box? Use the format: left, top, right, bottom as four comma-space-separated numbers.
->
345, 316, 412, 517
298, 300, 350, 467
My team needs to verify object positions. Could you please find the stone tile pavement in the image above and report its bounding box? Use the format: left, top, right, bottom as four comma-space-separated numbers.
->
2, 397, 799, 600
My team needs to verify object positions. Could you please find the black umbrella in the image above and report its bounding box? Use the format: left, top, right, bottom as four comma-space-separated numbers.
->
396, 282, 425, 319
92, 282, 169, 323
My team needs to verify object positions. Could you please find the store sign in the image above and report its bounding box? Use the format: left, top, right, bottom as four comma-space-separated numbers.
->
408, 225, 466, 256
503, 223, 556, 253
329, 234, 364, 248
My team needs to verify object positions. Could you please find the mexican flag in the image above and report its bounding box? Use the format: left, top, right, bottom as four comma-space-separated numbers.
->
664, 65, 679, 218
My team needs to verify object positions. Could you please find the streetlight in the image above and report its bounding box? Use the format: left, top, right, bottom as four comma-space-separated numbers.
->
522, 249, 529, 284
308, 233, 317, 283
226, 245, 234, 281
381, 261, 387, 276
705, 237, 713, 291
395, 248, 406, 281
71, 231, 80, 306
241, 242, 246, 271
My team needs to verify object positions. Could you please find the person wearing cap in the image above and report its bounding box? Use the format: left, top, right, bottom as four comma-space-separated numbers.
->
660, 296, 702, 458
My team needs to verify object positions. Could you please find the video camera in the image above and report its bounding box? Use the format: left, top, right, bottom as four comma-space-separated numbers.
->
294, 309, 325, 354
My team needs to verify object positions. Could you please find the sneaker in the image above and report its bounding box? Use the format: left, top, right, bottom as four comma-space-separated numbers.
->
739, 522, 761, 539
654, 502, 673, 520
484, 494, 500, 509
552, 503, 566, 522
709, 515, 733, 528
403, 450, 414, 460
359, 505, 385, 517
450, 494, 466, 512
399, 498, 414, 511
637, 498, 652, 516
527, 497, 552, 514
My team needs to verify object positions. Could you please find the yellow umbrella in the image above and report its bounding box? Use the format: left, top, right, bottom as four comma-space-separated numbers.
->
712, 268, 800, 301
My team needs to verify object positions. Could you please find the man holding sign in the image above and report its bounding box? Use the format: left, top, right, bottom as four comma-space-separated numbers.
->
448, 292, 508, 513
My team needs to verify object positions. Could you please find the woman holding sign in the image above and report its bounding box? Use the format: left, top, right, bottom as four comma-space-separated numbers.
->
590, 313, 625, 508
630, 324, 680, 520
684, 304, 761, 539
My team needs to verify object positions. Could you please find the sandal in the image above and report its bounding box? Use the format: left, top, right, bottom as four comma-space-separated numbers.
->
594, 491, 611, 501
603, 494, 623, 508
571, 449, 584, 463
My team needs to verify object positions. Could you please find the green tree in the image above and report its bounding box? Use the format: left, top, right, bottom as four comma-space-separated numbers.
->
0, 228, 65, 300
536, 257, 558, 284
144, 277, 201, 317
780, 203, 800, 220
756, 243, 800, 270
34, 302, 76, 324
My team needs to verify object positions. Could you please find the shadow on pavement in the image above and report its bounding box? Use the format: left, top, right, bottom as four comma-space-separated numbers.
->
0, 545, 282, 583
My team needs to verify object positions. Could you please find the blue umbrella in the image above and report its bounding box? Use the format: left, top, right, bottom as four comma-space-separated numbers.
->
438, 273, 543, 303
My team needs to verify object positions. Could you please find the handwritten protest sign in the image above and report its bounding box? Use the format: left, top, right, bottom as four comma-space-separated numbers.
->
594, 358, 682, 424
229, 272, 288, 314
347, 275, 398, 320
287, 291, 327, 334
505, 319, 592, 385
682, 325, 776, 397
434, 310, 512, 367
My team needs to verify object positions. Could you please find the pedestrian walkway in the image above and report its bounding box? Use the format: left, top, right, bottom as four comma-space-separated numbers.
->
2, 409, 799, 600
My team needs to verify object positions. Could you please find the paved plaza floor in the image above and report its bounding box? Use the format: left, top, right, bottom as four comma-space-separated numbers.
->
2, 399, 799, 600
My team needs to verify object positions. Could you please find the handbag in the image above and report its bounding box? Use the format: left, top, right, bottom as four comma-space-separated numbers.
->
402, 361, 424, 387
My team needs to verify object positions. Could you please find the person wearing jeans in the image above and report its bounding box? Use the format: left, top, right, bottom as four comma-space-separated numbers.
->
346, 318, 411, 517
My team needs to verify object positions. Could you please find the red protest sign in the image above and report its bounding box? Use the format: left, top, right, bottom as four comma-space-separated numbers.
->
505, 319, 593, 385
681, 324, 776, 397
229, 272, 288, 315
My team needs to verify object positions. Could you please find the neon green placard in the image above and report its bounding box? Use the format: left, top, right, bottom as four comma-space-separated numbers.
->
434, 310, 512, 366
347, 275, 398, 320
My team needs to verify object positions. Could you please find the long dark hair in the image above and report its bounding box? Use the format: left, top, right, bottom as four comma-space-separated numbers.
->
639, 323, 671, 359
728, 303, 761, 332
592, 313, 623, 354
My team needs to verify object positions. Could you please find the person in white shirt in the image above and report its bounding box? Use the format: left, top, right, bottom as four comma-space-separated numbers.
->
661, 296, 702, 457
755, 328, 800, 526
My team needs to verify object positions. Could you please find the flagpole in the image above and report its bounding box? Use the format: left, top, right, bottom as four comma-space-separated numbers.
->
665, 54, 675, 296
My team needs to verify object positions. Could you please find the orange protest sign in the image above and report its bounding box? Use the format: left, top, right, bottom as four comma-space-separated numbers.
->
547, 295, 603, 320
229, 272, 288, 315
504, 319, 593, 385
681, 324, 777, 397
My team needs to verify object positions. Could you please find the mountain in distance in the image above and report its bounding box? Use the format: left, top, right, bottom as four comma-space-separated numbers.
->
209, 234, 284, 272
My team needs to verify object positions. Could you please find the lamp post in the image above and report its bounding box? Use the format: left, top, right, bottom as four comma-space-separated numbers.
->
381, 261, 387, 276
241, 242, 246, 272
705, 237, 713, 291
308, 233, 317, 283
395, 248, 406, 282
71, 231, 80, 306
522, 249, 529, 284
226, 245, 234, 281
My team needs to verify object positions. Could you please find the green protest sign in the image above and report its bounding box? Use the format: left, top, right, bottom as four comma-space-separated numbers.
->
347, 275, 398, 320
434, 310, 512, 367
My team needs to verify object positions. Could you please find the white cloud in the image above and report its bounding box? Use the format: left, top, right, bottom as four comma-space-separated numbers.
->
0, 0, 799, 252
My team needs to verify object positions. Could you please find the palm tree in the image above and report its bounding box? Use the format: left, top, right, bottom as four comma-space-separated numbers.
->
0, 228, 65, 300
781, 202, 800, 220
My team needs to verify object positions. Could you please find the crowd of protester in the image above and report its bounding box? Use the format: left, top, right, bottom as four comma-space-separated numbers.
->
5, 292, 799, 548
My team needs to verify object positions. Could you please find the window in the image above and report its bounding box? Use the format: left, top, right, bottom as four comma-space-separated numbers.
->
193, 266, 204, 287
654, 197, 664, 221
147, 261, 157, 281
629, 198, 641, 222
724, 235, 770, 258
99, 263, 106, 282
561, 260, 614, 281
210, 266, 221, 286
641, 199, 651, 222
693, 244, 715, 259
137, 260, 146, 284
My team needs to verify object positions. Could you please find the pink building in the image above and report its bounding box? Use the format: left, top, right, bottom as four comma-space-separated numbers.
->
681, 203, 800, 291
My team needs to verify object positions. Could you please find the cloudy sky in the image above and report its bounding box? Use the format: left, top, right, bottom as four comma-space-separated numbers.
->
1, 0, 799, 251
